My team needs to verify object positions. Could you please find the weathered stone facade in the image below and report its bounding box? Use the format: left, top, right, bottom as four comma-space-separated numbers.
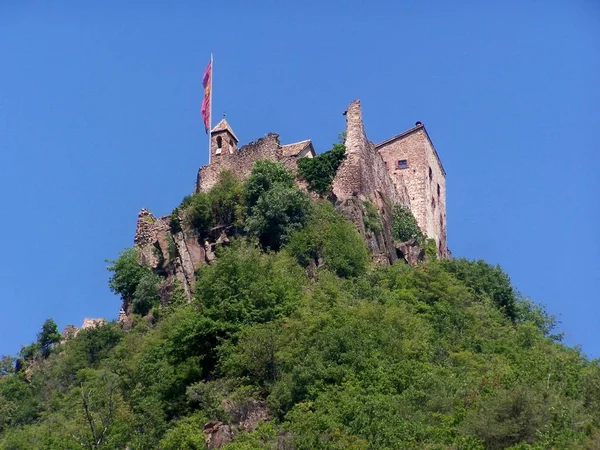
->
133, 99, 448, 305
376, 124, 448, 257
194, 101, 447, 257
196, 121, 315, 193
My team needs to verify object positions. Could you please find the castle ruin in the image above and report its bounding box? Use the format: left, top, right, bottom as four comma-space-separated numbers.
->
133, 99, 449, 303
196, 100, 448, 258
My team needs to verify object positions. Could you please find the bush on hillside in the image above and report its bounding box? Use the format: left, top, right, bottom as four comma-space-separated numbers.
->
391, 204, 424, 243
245, 184, 311, 250
287, 200, 370, 278
244, 160, 296, 209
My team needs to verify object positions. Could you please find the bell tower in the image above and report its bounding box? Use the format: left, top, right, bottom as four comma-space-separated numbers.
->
210, 118, 239, 160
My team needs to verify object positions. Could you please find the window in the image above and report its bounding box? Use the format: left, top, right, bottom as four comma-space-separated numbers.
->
437, 183, 441, 197
398, 159, 408, 169
429, 167, 433, 180
216, 136, 223, 149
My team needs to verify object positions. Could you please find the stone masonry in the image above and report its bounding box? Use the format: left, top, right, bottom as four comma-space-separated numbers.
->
136, 99, 448, 293
196, 119, 315, 193
376, 123, 448, 257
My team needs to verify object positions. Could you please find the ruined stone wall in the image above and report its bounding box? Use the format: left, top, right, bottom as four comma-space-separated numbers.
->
376, 126, 447, 256
196, 133, 298, 193
332, 100, 411, 264
332, 100, 409, 207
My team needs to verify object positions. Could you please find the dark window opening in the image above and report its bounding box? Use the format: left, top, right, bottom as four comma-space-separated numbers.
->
398, 159, 408, 169
229, 139, 233, 147
384, 161, 388, 168
429, 167, 433, 180
216, 136, 223, 148
437, 183, 441, 197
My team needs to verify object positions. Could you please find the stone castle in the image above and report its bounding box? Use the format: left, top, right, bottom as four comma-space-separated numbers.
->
196, 100, 447, 257
133, 99, 448, 302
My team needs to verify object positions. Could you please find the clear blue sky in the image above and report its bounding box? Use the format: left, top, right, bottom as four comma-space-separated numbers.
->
1, 1, 598, 358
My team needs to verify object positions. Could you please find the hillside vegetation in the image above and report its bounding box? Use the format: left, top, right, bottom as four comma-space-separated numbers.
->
2, 160, 600, 450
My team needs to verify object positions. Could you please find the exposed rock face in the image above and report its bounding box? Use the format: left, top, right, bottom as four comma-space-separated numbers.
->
133, 208, 207, 302
332, 100, 411, 264
396, 239, 426, 266
203, 400, 269, 449
204, 421, 233, 449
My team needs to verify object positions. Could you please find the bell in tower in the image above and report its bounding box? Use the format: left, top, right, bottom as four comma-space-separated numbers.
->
210, 118, 239, 160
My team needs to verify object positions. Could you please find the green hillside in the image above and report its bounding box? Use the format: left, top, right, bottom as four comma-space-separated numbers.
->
1, 161, 599, 449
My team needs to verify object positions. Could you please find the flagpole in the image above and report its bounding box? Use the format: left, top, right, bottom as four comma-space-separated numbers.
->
208, 53, 213, 164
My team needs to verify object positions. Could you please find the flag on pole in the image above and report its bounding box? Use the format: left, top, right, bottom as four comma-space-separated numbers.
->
201, 59, 212, 134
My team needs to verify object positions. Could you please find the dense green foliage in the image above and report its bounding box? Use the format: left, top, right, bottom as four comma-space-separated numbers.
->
107, 247, 152, 306
4, 161, 600, 448
4, 238, 600, 448
297, 142, 346, 196
392, 203, 425, 243
287, 200, 369, 278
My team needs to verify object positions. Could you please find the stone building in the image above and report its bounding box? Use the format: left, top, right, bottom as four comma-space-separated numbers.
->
131, 99, 449, 308
376, 123, 448, 257
196, 118, 315, 193
195, 102, 448, 257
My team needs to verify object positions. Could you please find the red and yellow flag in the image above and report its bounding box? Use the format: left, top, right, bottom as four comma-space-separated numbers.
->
201, 60, 212, 134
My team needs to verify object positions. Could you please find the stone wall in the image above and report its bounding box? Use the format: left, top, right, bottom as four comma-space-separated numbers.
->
376, 125, 448, 256
331, 100, 412, 264
196, 133, 299, 193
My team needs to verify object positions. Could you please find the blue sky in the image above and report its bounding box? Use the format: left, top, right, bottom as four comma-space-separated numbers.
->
1, 1, 598, 358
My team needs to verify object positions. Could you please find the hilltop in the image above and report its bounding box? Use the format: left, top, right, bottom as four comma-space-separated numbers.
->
1, 101, 599, 449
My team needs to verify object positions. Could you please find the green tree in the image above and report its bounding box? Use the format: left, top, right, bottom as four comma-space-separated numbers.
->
184, 192, 213, 235
195, 240, 305, 330
38, 318, 61, 358
107, 248, 152, 307
287, 200, 370, 278
208, 170, 245, 229
132, 272, 161, 316
245, 184, 310, 250
244, 160, 296, 209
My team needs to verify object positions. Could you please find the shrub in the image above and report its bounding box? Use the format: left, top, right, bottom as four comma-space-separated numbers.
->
297, 142, 346, 196
287, 201, 370, 278
132, 272, 161, 316
439, 258, 518, 321
244, 160, 295, 209
362, 200, 382, 234
194, 240, 305, 330
182, 171, 245, 235
245, 184, 311, 250
391, 204, 424, 243
184, 192, 212, 235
